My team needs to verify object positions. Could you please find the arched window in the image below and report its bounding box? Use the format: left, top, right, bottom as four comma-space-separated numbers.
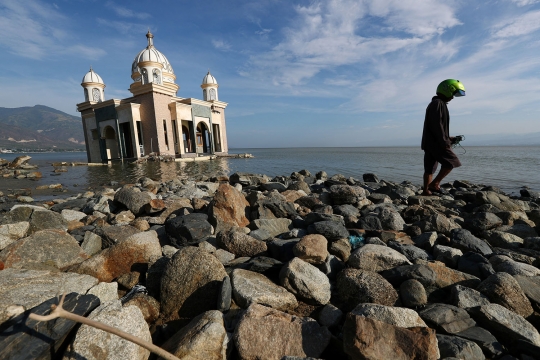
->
203, 89, 207, 101
84, 88, 89, 102
153, 69, 161, 84
209, 88, 216, 101
142, 69, 148, 84
92, 88, 101, 102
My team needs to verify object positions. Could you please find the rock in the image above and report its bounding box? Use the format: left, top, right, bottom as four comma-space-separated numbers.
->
380, 264, 438, 289
328, 237, 351, 262
288, 180, 311, 194
161, 310, 228, 359
416, 213, 460, 235
421, 260, 481, 289
280, 258, 331, 305
363, 173, 380, 183
418, 303, 476, 334
234, 304, 331, 360
0, 293, 100, 360
329, 185, 366, 205
61, 209, 87, 222
214, 249, 235, 264
209, 183, 250, 233
484, 230, 524, 249
113, 210, 136, 224
464, 212, 503, 233
497, 224, 538, 239
230, 172, 270, 186
0, 221, 29, 250
217, 228, 267, 257
413, 231, 438, 250
268, 238, 300, 262
87, 281, 119, 303
64, 301, 151, 360
476, 191, 523, 212
100, 225, 141, 246
514, 275, 540, 307
343, 314, 439, 360
124, 293, 160, 323
250, 218, 293, 238
454, 326, 503, 358
28, 208, 68, 234
231, 268, 298, 310
436, 334, 485, 360
317, 254, 345, 280
160, 246, 227, 321
433, 245, 463, 268
292, 234, 328, 265
457, 252, 495, 279
400, 279, 428, 307
337, 268, 398, 310
307, 220, 349, 241
8, 155, 31, 168
166, 213, 213, 246
0, 229, 87, 270
245, 256, 284, 277
450, 228, 492, 256
524, 237, 540, 250
0, 268, 98, 325
477, 272, 534, 317
489, 255, 540, 276
318, 304, 343, 328
217, 275, 231, 312
388, 241, 432, 262
74, 230, 161, 282
348, 244, 411, 272
114, 186, 154, 215
81, 231, 102, 256
351, 303, 427, 328
451, 285, 490, 309
262, 182, 288, 192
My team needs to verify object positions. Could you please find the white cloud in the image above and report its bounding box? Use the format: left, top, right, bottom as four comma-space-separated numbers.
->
105, 2, 151, 20
493, 10, 540, 38
509, 0, 540, 6
212, 39, 231, 51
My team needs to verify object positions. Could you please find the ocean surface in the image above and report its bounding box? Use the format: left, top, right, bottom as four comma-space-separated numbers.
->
1, 146, 538, 197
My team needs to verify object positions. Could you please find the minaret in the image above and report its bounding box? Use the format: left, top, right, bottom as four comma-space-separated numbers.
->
201, 71, 219, 101
81, 67, 105, 102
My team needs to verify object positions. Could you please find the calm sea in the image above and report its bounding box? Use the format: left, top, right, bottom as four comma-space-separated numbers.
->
1, 146, 538, 196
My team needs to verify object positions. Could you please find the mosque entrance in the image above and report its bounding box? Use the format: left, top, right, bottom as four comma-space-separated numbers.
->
213, 124, 221, 152
103, 126, 119, 160
182, 125, 192, 153
196, 122, 210, 154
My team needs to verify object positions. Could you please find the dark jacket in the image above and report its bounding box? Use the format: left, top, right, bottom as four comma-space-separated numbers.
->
421, 96, 451, 151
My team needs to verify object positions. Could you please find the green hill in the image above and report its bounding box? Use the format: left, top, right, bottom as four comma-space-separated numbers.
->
0, 105, 85, 151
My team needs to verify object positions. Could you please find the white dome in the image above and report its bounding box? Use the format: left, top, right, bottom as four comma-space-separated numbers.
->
202, 71, 218, 85
82, 68, 104, 84
131, 31, 174, 75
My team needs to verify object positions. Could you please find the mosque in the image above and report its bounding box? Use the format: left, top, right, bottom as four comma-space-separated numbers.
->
77, 31, 229, 163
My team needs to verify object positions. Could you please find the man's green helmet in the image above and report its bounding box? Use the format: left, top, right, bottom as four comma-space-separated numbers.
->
437, 79, 466, 98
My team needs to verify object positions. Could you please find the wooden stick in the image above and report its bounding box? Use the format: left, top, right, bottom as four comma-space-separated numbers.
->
28, 294, 181, 360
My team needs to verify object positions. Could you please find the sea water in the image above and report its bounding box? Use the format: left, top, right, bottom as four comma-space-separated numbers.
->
1, 146, 538, 196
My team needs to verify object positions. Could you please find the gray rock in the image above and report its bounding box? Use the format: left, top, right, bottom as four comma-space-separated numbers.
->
232, 268, 297, 310
379, 208, 406, 231
81, 231, 102, 256
400, 279, 428, 307
280, 258, 331, 305
268, 238, 300, 262
0, 229, 87, 271
380, 264, 438, 289
87, 282, 118, 303
348, 244, 411, 272
217, 228, 267, 257
524, 237, 540, 250
217, 275, 232, 312
450, 228, 492, 256
337, 268, 398, 310
0, 221, 29, 250
388, 241, 432, 262
165, 213, 213, 246
434, 245, 463, 268
316, 254, 345, 281
413, 231, 438, 250
436, 334, 485, 360
464, 212, 503, 233
457, 252, 495, 279
29, 208, 69, 234
419, 303, 476, 334
214, 248, 235, 264
64, 301, 151, 360
514, 275, 540, 307
292, 234, 328, 265
114, 186, 154, 215
61, 209, 87, 222
250, 218, 293, 238
318, 304, 343, 328
0, 269, 98, 325
351, 303, 427, 328
489, 255, 540, 276
416, 214, 460, 236
484, 230, 524, 249
451, 285, 490, 309
472, 303, 540, 346
477, 272, 534, 317
497, 224, 538, 239
307, 220, 349, 241
454, 326, 503, 358
329, 185, 366, 205
261, 182, 288, 192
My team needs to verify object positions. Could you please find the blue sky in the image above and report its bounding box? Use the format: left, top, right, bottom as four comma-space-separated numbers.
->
1, 0, 540, 147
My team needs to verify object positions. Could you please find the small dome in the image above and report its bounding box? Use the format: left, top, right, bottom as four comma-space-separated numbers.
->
82, 67, 104, 84
131, 31, 174, 75
202, 71, 218, 85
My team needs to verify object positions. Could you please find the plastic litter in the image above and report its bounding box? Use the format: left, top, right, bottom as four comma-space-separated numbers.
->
348, 235, 365, 250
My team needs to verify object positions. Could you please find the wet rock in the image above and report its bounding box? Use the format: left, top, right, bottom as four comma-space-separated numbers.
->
436, 334, 485, 360
292, 234, 328, 265
160, 246, 227, 321
343, 315, 439, 360
418, 303, 476, 334
457, 252, 495, 279
348, 244, 411, 272
161, 310, 228, 359
245, 256, 283, 278
337, 268, 398, 310
280, 258, 331, 305
8, 155, 31, 168
250, 218, 293, 238
400, 279, 428, 307
114, 186, 154, 215
450, 228, 492, 256
234, 304, 331, 360
166, 213, 213, 246
477, 272, 534, 317
0, 229, 87, 270
217, 228, 267, 257
451, 285, 490, 309
231, 268, 298, 310
74, 230, 161, 282
351, 303, 427, 328
209, 183, 250, 233
64, 301, 151, 360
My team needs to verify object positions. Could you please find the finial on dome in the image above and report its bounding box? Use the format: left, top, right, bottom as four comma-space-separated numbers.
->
90, 65, 93, 71
146, 30, 154, 47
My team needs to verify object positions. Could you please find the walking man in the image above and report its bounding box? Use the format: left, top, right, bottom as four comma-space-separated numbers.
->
421, 79, 466, 196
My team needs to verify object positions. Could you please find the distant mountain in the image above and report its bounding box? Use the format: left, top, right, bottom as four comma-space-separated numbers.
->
0, 105, 85, 150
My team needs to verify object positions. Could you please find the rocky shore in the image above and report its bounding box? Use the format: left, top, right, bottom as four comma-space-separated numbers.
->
0, 169, 539, 359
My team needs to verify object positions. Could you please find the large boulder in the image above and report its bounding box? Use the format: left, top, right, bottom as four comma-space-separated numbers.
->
234, 304, 331, 360
476, 272, 534, 317
165, 213, 213, 246
484, 230, 524, 249
0, 229, 87, 271
209, 184, 250, 233
451, 285, 491, 309
217, 228, 267, 257
436, 334, 485, 360
161, 310, 228, 360
114, 186, 154, 215
231, 268, 297, 310
450, 228, 492, 256
292, 234, 328, 265
160, 247, 227, 321
64, 301, 151, 360
347, 244, 411, 272
463, 212, 503, 233
279, 258, 331, 305
415, 214, 460, 235
351, 303, 427, 328
489, 255, 540, 276
337, 268, 398, 310
343, 314, 439, 360
0, 269, 98, 324
73, 230, 161, 282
